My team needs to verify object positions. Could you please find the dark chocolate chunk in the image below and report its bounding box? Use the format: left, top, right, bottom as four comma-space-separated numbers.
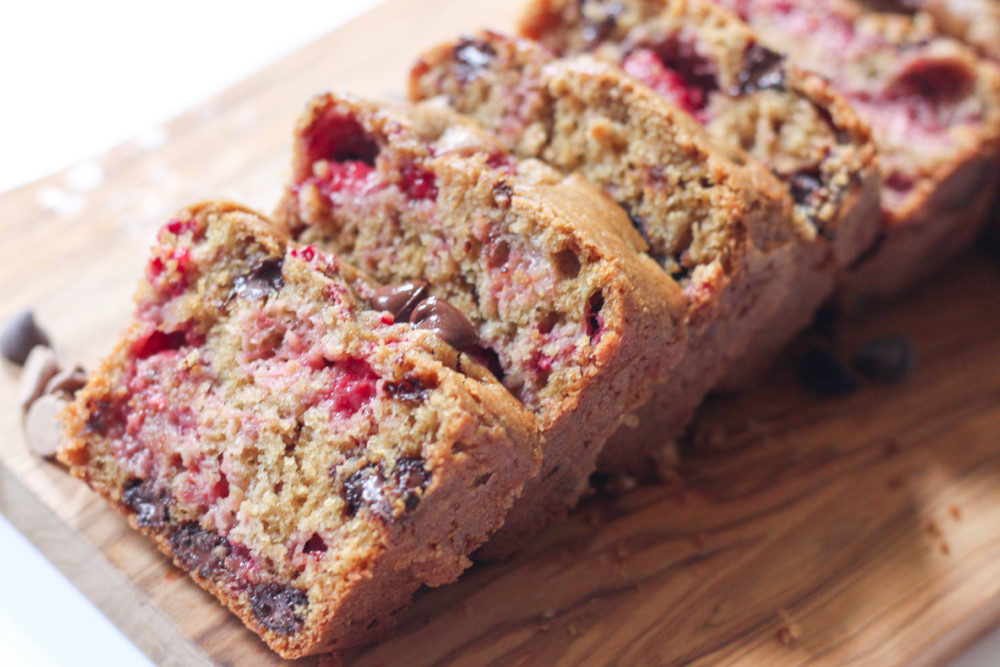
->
855, 337, 914, 383
123, 479, 174, 529
410, 296, 479, 348
24, 393, 69, 458
453, 37, 498, 82
733, 43, 786, 96
586, 291, 605, 345
343, 464, 385, 517
799, 347, 859, 397
372, 281, 429, 321
384, 374, 431, 403
169, 521, 230, 579
393, 457, 431, 512
788, 168, 824, 209
1, 309, 52, 366
250, 582, 308, 636
343, 458, 430, 518
230, 258, 285, 302
580, 0, 624, 46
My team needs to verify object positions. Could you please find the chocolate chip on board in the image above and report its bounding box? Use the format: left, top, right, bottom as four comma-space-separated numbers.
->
855, 337, 914, 383
372, 281, 429, 321
17, 345, 60, 412
799, 347, 859, 397
1, 309, 52, 366
25, 393, 69, 458
409, 296, 479, 349
44, 365, 88, 397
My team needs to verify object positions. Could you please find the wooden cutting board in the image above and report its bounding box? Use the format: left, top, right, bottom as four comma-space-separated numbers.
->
3, 0, 1000, 664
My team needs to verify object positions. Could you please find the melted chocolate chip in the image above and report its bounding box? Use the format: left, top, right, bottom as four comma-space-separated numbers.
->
230, 258, 284, 302
250, 582, 308, 636
342, 458, 431, 518
454, 38, 497, 82
855, 337, 914, 383
343, 464, 382, 517
733, 44, 786, 96
1, 309, 51, 366
410, 297, 479, 348
384, 374, 431, 403
799, 347, 859, 397
788, 168, 824, 210
169, 521, 230, 579
586, 291, 605, 345
123, 479, 174, 529
394, 457, 431, 512
580, 0, 624, 46
372, 281, 429, 321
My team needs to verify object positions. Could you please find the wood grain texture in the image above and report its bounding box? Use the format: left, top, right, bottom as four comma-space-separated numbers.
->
1, 0, 1000, 664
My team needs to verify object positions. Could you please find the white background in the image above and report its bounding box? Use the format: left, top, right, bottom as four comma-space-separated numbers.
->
1, 1, 998, 664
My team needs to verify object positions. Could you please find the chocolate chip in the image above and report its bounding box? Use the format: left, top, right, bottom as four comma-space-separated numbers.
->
45, 365, 88, 398
230, 258, 284, 302
343, 464, 383, 517
454, 37, 497, 82
24, 393, 68, 458
2, 309, 51, 366
586, 291, 605, 344
372, 281, 429, 321
855, 337, 914, 383
410, 296, 479, 348
18, 345, 60, 412
123, 479, 174, 529
799, 347, 859, 397
733, 43, 786, 96
788, 168, 823, 209
169, 521, 230, 579
342, 457, 431, 518
250, 582, 308, 636
384, 374, 431, 403
394, 457, 431, 511
580, 0, 624, 46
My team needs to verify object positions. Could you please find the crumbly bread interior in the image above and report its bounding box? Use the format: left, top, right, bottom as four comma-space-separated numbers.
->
410, 34, 797, 281
277, 94, 681, 414
708, 0, 1000, 222
58, 202, 539, 657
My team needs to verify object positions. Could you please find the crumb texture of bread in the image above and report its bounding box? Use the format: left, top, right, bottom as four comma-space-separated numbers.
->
58, 201, 540, 657
275, 94, 688, 554
704, 0, 1000, 300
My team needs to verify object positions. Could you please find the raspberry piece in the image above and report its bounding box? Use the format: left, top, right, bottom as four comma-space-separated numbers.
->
400, 164, 438, 200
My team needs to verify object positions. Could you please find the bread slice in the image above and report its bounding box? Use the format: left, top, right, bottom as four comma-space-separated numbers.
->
274, 94, 687, 553
709, 0, 1000, 303
410, 36, 804, 473
58, 202, 540, 657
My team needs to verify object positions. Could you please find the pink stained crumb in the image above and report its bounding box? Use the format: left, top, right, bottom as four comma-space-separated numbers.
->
312, 161, 380, 203
145, 246, 193, 296
623, 48, 712, 118
400, 164, 439, 200
319, 358, 380, 421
